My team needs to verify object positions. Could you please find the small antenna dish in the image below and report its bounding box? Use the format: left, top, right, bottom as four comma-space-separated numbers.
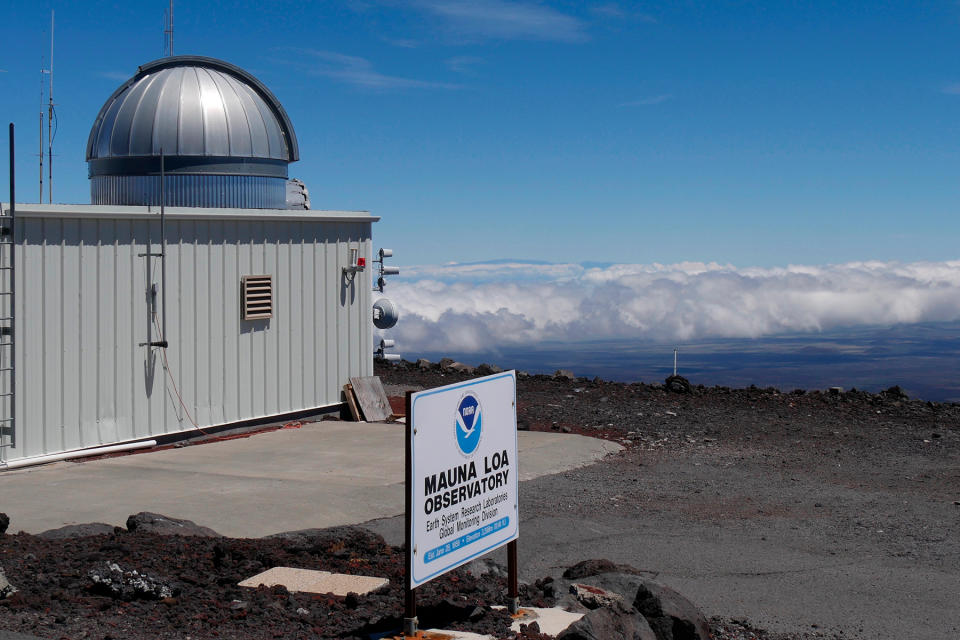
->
373, 298, 399, 330
374, 248, 399, 293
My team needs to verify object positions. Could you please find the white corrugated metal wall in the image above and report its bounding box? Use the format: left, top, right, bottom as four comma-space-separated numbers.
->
2, 205, 375, 463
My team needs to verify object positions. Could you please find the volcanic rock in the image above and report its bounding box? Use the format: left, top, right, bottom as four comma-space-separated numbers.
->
125, 512, 220, 537
466, 557, 508, 579
664, 375, 692, 394
882, 385, 909, 401
0, 512, 9, 534
476, 363, 504, 375
449, 362, 475, 374
39, 523, 116, 539
633, 580, 711, 640
557, 599, 658, 640
563, 559, 618, 579
267, 525, 387, 554
0, 564, 17, 599
571, 582, 624, 609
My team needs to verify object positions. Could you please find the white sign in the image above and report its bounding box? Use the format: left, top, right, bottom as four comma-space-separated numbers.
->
408, 371, 519, 588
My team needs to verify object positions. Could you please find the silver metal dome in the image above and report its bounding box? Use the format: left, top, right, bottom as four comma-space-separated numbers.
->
87, 56, 300, 208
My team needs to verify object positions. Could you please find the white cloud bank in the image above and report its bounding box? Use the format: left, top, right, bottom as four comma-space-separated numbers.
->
379, 260, 960, 353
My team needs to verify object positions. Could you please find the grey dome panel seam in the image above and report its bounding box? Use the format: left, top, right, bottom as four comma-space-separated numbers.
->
214, 72, 251, 157
205, 68, 232, 156
130, 73, 161, 156
151, 71, 167, 156
115, 75, 152, 155
98, 92, 125, 158
234, 81, 270, 158
174, 66, 186, 156
196, 67, 208, 156
163, 67, 186, 156
247, 82, 285, 159
127, 73, 161, 156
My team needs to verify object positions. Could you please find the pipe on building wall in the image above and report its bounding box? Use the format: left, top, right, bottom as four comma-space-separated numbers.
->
1, 439, 157, 471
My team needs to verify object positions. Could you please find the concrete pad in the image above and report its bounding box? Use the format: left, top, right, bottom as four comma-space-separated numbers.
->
238, 567, 388, 596
420, 631, 494, 640
0, 422, 620, 537
517, 431, 621, 481
503, 606, 584, 635
375, 632, 494, 640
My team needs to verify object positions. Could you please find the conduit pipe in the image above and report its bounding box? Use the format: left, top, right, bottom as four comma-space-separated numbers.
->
1, 439, 157, 471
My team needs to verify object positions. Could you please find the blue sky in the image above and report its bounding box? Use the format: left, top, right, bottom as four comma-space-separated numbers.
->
1, 1, 960, 268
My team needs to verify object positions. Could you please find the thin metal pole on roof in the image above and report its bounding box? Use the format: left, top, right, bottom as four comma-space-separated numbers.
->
47, 10, 54, 203
164, 1, 174, 57
8, 123, 16, 451
38, 110, 42, 203
160, 152, 167, 344
39, 60, 44, 203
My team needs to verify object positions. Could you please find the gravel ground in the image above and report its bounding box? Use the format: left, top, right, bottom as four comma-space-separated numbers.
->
1, 359, 957, 640
377, 359, 960, 639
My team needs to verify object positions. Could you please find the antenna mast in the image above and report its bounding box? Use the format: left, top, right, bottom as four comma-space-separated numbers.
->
39, 59, 44, 203
47, 10, 54, 204
163, 1, 174, 57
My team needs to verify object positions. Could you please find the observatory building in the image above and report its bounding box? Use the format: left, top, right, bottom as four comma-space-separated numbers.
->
0, 56, 391, 468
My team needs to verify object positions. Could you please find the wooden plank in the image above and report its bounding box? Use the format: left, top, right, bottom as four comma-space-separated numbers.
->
342, 383, 362, 421
349, 376, 391, 422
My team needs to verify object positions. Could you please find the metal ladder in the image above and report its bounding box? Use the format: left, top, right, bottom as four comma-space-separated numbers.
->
1, 127, 15, 456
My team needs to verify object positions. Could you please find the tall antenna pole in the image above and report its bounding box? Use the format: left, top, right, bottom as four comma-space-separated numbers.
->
39, 112, 43, 203
160, 151, 167, 344
164, 1, 174, 57
47, 10, 54, 204
39, 61, 44, 203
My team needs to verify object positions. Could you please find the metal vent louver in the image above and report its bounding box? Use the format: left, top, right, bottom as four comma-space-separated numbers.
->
241, 275, 273, 320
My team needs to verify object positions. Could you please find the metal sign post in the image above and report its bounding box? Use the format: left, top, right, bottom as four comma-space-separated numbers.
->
404, 391, 417, 636
404, 372, 521, 637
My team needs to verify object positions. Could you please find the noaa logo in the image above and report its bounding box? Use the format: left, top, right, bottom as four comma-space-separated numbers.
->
455, 393, 483, 456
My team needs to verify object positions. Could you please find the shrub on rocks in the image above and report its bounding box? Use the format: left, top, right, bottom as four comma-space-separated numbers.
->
87, 562, 178, 601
